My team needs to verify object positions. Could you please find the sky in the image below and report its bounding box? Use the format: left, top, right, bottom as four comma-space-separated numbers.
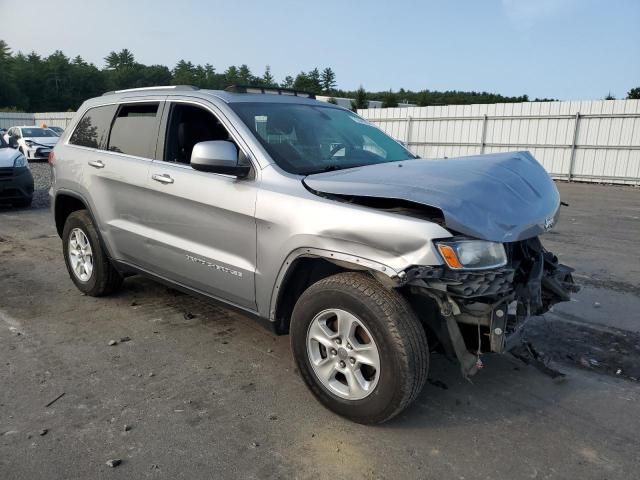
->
1, 0, 639, 100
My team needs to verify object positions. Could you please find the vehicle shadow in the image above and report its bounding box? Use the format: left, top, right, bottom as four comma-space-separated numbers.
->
383, 352, 583, 430
109, 274, 581, 432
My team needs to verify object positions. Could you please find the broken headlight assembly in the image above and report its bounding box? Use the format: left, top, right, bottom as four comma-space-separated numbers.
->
435, 239, 507, 270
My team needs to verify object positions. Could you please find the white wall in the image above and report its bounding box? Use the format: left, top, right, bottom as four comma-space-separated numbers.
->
358, 99, 640, 185
0, 112, 75, 130
4, 101, 639, 185
316, 96, 382, 109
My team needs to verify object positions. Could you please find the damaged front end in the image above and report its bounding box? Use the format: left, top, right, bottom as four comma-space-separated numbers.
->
402, 237, 580, 377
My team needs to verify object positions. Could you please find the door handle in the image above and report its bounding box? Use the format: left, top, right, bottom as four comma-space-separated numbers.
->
152, 173, 174, 184
88, 160, 105, 169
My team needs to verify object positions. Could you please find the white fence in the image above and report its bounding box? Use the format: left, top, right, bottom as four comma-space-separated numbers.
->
0, 112, 75, 130
359, 99, 640, 185
3, 100, 640, 184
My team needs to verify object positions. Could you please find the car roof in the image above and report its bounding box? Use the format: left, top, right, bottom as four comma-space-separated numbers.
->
95, 85, 339, 108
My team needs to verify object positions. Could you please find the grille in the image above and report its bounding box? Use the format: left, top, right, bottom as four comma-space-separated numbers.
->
442, 269, 515, 297
0, 167, 14, 178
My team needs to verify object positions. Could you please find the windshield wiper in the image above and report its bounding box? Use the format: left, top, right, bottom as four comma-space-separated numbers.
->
302, 164, 342, 175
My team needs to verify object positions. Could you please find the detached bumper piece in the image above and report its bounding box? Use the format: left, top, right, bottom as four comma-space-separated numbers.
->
404, 237, 579, 377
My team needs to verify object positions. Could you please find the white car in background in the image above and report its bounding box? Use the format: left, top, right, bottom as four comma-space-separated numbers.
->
48, 126, 65, 136
4, 126, 59, 161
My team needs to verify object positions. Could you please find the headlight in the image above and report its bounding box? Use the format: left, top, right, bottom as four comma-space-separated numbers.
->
13, 154, 28, 168
25, 139, 35, 147
435, 239, 507, 270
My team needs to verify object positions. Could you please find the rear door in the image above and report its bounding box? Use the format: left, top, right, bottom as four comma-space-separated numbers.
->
142, 98, 258, 310
71, 99, 165, 267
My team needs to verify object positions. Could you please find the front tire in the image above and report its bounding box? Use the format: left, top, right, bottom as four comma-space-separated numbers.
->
290, 272, 429, 424
62, 210, 123, 296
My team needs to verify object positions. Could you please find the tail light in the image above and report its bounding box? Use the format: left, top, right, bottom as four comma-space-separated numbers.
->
48, 151, 55, 166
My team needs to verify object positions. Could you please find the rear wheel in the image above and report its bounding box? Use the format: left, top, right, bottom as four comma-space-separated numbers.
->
290, 272, 429, 424
62, 210, 122, 296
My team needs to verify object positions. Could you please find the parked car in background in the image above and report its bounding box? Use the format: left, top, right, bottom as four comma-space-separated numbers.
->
50, 85, 578, 424
4, 126, 59, 161
48, 126, 65, 136
0, 134, 33, 207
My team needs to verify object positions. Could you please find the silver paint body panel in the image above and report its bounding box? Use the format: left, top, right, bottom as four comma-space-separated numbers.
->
51, 88, 557, 322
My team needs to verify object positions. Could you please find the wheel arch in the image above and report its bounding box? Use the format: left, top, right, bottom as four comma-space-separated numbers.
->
53, 191, 117, 266
54, 191, 89, 238
269, 248, 400, 334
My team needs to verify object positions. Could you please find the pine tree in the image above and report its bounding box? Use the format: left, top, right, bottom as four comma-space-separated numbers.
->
351, 85, 368, 111
382, 90, 398, 108
262, 65, 275, 86
308, 67, 322, 93
238, 64, 252, 84
104, 51, 119, 69
281, 75, 294, 89
0, 40, 11, 60
321, 67, 336, 93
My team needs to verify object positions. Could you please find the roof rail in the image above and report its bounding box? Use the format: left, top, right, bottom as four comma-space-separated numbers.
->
224, 85, 315, 99
102, 85, 200, 96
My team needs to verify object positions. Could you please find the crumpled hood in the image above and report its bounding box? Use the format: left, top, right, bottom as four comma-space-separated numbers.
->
25, 136, 58, 147
303, 151, 560, 243
0, 148, 21, 168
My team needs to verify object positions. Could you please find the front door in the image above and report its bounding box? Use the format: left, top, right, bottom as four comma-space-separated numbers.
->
143, 100, 258, 310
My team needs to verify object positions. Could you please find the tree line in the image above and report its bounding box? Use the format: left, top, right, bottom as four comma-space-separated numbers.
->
1, 41, 638, 112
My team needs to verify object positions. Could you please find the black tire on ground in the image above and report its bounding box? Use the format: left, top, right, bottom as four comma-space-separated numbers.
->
290, 272, 429, 424
62, 209, 123, 296
12, 197, 32, 208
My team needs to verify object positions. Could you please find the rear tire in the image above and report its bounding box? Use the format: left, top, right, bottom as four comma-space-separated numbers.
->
62, 209, 123, 296
290, 272, 429, 424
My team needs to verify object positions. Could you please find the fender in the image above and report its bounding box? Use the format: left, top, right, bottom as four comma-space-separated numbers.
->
268, 247, 400, 322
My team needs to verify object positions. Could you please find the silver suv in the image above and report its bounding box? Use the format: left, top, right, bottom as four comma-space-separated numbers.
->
50, 85, 578, 424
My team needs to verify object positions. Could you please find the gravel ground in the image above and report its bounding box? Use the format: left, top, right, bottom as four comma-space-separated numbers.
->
1, 181, 639, 479
29, 161, 52, 209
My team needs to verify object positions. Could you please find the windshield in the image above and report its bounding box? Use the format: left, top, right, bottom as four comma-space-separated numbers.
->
229, 103, 415, 175
21, 128, 58, 138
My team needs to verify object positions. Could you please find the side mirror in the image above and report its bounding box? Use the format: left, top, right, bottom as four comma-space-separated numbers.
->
190, 141, 250, 177
8, 136, 19, 148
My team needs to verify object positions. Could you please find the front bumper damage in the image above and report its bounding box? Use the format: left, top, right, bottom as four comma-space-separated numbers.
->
402, 237, 580, 377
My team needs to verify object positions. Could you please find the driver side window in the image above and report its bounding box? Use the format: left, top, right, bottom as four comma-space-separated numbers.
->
163, 103, 235, 165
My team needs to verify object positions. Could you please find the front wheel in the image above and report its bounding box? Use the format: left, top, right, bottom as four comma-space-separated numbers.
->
290, 272, 429, 424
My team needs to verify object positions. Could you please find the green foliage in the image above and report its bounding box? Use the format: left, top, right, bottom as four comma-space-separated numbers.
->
626, 87, 640, 99
321, 68, 336, 93
605, 92, 616, 100
327, 97, 338, 105
351, 86, 369, 111
0, 39, 563, 112
261, 65, 276, 87
382, 90, 398, 108
281, 76, 294, 89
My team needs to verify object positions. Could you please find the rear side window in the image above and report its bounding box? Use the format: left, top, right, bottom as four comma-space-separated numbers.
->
69, 105, 116, 149
108, 103, 160, 158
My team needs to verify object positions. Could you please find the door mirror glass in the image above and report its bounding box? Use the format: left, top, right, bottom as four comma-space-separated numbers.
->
190, 141, 250, 177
